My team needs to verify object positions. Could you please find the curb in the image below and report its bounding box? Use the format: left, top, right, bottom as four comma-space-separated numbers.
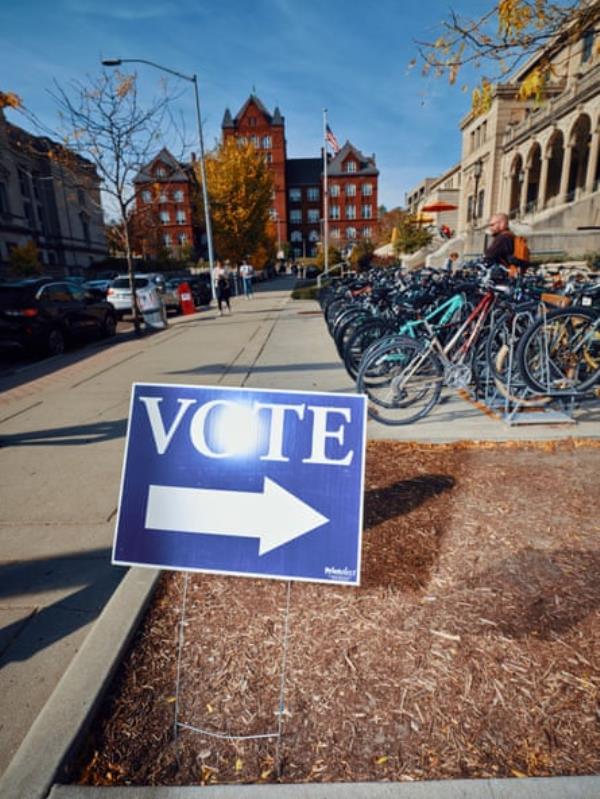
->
0, 566, 161, 799
48, 775, 600, 798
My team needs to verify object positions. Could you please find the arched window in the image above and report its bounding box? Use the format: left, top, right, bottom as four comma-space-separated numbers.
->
290, 230, 302, 242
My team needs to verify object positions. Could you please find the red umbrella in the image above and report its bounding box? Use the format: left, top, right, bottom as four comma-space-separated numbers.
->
421, 201, 458, 213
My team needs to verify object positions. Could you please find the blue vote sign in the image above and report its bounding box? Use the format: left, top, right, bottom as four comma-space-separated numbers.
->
112, 383, 367, 586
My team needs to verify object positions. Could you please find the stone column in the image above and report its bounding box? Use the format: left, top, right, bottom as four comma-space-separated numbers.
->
538, 154, 551, 210
585, 127, 599, 194
559, 143, 574, 202
519, 166, 529, 215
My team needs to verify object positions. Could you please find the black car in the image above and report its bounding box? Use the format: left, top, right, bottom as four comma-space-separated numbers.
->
0, 277, 118, 357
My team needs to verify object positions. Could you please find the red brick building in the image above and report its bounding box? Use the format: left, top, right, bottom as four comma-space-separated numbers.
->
132, 148, 198, 259
223, 94, 379, 259
134, 96, 379, 262
222, 96, 288, 243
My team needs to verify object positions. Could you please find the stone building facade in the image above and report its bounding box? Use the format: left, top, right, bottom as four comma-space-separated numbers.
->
0, 109, 107, 273
407, 11, 599, 263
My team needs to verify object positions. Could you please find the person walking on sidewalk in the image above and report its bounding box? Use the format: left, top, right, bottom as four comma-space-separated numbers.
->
214, 261, 232, 315
239, 258, 255, 299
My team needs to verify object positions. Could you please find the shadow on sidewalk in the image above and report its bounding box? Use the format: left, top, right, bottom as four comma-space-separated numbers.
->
0, 549, 125, 663
0, 418, 127, 448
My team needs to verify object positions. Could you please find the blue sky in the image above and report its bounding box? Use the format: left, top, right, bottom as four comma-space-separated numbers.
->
1, 0, 490, 209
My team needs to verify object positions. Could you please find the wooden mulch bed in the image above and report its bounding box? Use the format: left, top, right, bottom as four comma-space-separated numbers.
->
74, 440, 600, 787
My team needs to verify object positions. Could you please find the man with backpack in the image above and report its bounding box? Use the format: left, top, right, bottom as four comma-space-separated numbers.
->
484, 212, 530, 277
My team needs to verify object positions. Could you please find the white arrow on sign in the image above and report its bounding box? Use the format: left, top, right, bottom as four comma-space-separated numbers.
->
145, 478, 329, 556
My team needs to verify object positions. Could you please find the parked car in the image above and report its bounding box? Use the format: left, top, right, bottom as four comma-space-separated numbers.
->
83, 279, 112, 298
0, 277, 118, 357
162, 276, 212, 313
106, 273, 166, 318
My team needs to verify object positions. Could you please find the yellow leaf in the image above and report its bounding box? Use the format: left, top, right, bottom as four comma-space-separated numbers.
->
0, 91, 23, 109
375, 756, 389, 765
235, 758, 243, 772
206, 703, 214, 713
511, 769, 527, 778
260, 769, 272, 780
166, 696, 176, 703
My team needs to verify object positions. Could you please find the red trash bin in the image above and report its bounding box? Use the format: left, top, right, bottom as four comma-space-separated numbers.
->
178, 282, 195, 315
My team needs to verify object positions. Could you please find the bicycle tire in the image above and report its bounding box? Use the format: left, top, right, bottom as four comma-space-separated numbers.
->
343, 317, 396, 379
356, 335, 443, 425
516, 308, 600, 395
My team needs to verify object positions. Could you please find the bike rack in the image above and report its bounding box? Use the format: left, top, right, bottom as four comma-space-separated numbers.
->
477, 308, 577, 426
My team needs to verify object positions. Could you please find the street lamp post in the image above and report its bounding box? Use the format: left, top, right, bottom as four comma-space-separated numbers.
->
102, 58, 216, 300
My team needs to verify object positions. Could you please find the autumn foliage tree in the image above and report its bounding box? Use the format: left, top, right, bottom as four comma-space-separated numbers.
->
197, 138, 273, 267
415, 1, 600, 113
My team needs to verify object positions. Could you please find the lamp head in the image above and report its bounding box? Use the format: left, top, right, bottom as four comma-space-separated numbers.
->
102, 59, 122, 67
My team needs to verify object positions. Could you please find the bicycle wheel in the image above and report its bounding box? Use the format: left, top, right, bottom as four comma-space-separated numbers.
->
516, 308, 600, 395
343, 317, 396, 379
356, 335, 443, 425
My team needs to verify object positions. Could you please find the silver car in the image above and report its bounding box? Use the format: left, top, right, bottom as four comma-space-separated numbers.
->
106, 273, 165, 318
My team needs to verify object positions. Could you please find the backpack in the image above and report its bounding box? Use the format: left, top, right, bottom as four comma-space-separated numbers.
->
509, 234, 530, 277
512, 235, 530, 263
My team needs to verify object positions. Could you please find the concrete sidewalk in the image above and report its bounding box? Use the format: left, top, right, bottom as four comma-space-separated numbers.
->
1, 278, 598, 798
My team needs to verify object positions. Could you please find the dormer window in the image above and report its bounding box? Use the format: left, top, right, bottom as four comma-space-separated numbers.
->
345, 160, 357, 173
155, 165, 167, 178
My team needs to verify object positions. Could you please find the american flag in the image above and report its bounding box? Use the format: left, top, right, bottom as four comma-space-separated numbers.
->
325, 123, 340, 154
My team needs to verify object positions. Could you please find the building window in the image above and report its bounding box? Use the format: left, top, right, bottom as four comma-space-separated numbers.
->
265, 152, 273, 163
269, 207, 278, 219
346, 205, 356, 219
142, 190, 152, 204
361, 204, 372, 219
329, 184, 340, 197
239, 136, 248, 145
582, 28, 594, 62
174, 189, 184, 202
290, 209, 302, 223
291, 230, 302, 242
362, 184, 373, 196
309, 230, 319, 242
176, 210, 186, 225
18, 169, 31, 198
347, 227, 357, 239
155, 166, 166, 177
293, 246, 302, 257
307, 187, 319, 201
345, 160, 357, 173
345, 184, 356, 196
178, 232, 188, 246
262, 135, 272, 149
330, 205, 340, 219
80, 212, 91, 245
467, 195, 474, 222
289, 188, 302, 202
248, 117, 256, 127
160, 211, 170, 224
159, 192, 168, 203
477, 189, 485, 220
363, 227, 372, 238
308, 209, 319, 223
250, 135, 259, 148
0, 182, 9, 216
163, 233, 172, 247
331, 228, 340, 239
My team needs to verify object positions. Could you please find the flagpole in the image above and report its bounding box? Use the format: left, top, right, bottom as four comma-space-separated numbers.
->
322, 108, 329, 276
